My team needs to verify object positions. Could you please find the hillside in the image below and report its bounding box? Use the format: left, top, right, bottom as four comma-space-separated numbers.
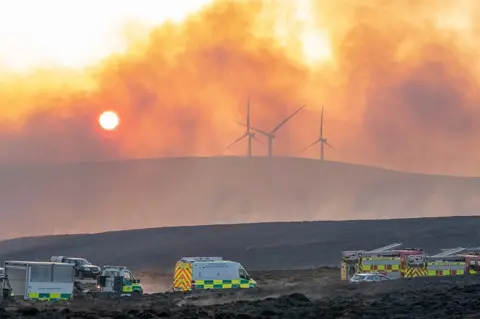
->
1, 216, 480, 271
0, 156, 478, 239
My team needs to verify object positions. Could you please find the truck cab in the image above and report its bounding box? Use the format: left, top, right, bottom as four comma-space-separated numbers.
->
463, 255, 480, 274
50, 256, 101, 279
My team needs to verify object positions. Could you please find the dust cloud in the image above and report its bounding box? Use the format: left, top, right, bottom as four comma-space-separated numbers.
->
0, 0, 479, 175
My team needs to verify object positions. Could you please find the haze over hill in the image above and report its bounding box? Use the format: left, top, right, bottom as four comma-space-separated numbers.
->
0, 156, 478, 239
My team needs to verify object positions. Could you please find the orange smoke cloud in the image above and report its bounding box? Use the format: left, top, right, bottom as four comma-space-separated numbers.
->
1, 0, 480, 176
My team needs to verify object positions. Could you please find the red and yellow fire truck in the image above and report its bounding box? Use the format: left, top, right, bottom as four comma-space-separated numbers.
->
341, 243, 426, 280
425, 247, 480, 277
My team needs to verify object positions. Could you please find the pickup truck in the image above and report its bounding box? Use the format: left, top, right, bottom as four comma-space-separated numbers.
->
50, 256, 101, 279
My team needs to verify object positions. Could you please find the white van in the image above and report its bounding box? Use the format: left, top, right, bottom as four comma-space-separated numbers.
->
4, 261, 75, 301
173, 257, 257, 292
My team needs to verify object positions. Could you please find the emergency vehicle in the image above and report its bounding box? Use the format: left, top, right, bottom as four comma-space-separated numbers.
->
341, 243, 427, 280
3, 261, 74, 301
95, 265, 143, 297
425, 247, 480, 277
173, 257, 257, 292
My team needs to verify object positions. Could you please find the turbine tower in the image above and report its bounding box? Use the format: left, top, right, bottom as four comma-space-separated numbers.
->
237, 105, 306, 157
222, 96, 262, 156
300, 106, 333, 161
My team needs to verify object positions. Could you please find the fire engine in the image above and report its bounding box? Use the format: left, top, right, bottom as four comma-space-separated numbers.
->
425, 247, 480, 277
341, 243, 426, 280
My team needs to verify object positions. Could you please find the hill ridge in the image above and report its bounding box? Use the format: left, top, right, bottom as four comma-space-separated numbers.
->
0, 156, 478, 239
1, 156, 478, 178
2, 216, 480, 271
2, 215, 478, 243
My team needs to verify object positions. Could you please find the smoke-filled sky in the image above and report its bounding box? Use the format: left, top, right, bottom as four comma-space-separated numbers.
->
1, 0, 479, 176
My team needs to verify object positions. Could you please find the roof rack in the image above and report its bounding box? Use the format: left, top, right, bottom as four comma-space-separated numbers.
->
430, 247, 480, 258
181, 257, 223, 262
103, 265, 127, 269
368, 243, 403, 253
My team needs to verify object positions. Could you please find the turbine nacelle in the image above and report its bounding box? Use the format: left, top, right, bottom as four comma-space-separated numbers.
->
299, 106, 334, 161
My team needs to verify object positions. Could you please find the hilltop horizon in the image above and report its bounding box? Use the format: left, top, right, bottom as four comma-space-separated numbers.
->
1, 155, 477, 178
3, 215, 480, 271
2, 214, 477, 243
0, 156, 478, 240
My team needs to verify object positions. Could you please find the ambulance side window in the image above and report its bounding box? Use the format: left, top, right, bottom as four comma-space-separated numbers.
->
239, 269, 247, 279
31, 265, 53, 282
124, 271, 132, 281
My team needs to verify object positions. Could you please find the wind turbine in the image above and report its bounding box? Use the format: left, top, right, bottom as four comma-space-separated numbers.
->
236, 105, 306, 157
222, 96, 262, 157
300, 106, 333, 161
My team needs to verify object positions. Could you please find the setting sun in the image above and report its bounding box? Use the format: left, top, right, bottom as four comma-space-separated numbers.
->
99, 111, 119, 131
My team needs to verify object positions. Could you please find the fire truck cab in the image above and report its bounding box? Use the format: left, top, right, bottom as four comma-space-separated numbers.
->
464, 255, 480, 274
341, 243, 426, 280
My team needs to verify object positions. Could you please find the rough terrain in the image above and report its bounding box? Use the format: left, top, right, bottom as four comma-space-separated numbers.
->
3, 268, 480, 318
0, 157, 479, 239
3, 220, 480, 318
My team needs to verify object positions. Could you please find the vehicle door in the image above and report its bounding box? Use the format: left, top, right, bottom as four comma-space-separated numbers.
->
122, 271, 134, 292
238, 268, 248, 279
238, 268, 251, 288
469, 259, 480, 274
174, 262, 193, 291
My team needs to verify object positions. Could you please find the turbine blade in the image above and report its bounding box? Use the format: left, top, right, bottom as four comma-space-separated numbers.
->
320, 106, 324, 138
299, 140, 319, 153
325, 141, 334, 149
272, 104, 306, 133
247, 95, 251, 131
222, 134, 247, 152
252, 135, 265, 146
235, 121, 270, 136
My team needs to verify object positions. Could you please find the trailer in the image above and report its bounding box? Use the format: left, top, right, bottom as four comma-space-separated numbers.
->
3, 261, 75, 301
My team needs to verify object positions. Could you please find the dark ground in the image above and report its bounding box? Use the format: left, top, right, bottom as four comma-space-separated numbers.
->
2, 220, 480, 318
3, 268, 480, 318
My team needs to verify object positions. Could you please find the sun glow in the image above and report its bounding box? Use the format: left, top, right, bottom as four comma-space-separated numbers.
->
295, 0, 332, 64
99, 111, 119, 131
